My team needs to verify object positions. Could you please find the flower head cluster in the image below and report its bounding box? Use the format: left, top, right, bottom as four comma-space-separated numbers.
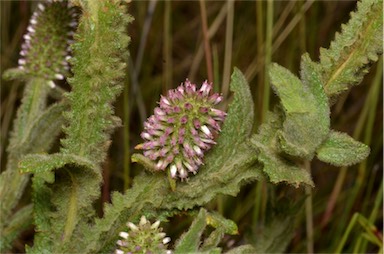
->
139, 80, 226, 180
18, 0, 77, 81
115, 216, 171, 254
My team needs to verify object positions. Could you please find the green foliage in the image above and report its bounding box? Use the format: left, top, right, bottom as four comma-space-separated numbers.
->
1, 0, 381, 253
269, 55, 330, 159
85, 67, 262, 253
175, 208, 238, 254
0, 78, 55, 252
319, 0, 383, 98
250, 110, 314, 187
0, 205, 33, 251
316, 131, 370, 166
13, 1, 132, 252
62, 0, 132, 164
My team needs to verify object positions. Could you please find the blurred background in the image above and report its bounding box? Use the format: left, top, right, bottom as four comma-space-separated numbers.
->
1, 1, 382, 253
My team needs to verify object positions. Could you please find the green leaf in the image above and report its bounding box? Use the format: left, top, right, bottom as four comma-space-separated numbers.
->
206, 210, 238, 235
250, 110, 314, 187
0, 78, 51, 249
61, 0, 132, 164
316, 130, 370, 166
320, 0, 383, 98
19, 153, 101, 253
175, 209, 207, 253
269, 62, 329, 159
0, 205, 33, 252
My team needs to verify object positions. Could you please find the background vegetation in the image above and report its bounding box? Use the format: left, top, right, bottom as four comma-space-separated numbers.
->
1, 1, 382, 253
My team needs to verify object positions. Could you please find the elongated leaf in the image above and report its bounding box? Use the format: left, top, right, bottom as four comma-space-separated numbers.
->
19, 153, 101, 253
61, 0, 132, 164
0, 78, 51, 252
320, 0, 383, 98
175, 209, 238, 254
175, 209, 207, 253
316, 130, 370, 166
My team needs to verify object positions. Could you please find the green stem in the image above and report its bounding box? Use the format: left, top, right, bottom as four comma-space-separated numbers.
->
123, 76, 130, 190
255, 0, 263, 128
222, 0, 234, 98
163, 0, 172, 93
304, 162, 314, 254
199, 0, 213, 83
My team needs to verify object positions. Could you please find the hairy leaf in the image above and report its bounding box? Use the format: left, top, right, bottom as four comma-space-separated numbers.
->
0, 78, 51, 252
320, 0, 383, 98
250, 110, 314, 187
316, 130, 370, 166
20, 153, 101, 253
269, 62, 329, 159
61, 0, 132, 164
175, 209, 238, 253
175, 209, 207, 253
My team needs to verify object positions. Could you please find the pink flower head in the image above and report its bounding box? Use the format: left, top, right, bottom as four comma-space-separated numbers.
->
139, 80, 226, 180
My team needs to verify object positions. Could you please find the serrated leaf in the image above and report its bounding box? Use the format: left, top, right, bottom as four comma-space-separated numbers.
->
320, 0, 383, 98
316, 130, 370, 166
20, 153, 101, 253
61, 0, 132, 164
269, 62, 329, 159
251, 110, 314, 187
175, 209, 207, 253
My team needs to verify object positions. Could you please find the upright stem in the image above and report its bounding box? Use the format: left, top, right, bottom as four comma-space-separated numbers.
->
262, 0, 273, 122
305, 161, 314, 254
123, 75, 130, 190
222, 0, 234, 99
199, 0, 213, 83
163, 0, 172, 93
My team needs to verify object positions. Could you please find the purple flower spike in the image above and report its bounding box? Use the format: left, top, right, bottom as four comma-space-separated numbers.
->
138, 79, 226, 180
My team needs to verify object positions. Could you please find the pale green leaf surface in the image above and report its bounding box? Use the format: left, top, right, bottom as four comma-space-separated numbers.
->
251, 110, 314, 187
270, 61, 329, 159
316, 130, 370, 166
